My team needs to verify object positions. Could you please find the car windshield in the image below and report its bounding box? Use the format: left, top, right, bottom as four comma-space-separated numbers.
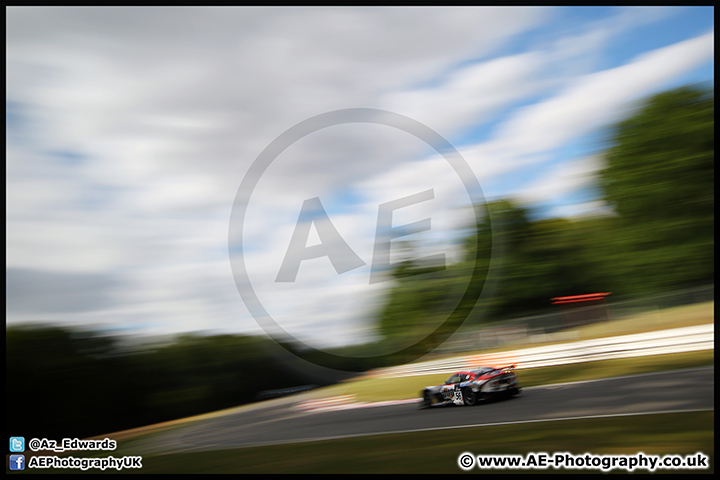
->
444, 374, 463, 384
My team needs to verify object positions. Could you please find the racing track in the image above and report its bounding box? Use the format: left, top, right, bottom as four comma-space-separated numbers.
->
141, 366, 714, 454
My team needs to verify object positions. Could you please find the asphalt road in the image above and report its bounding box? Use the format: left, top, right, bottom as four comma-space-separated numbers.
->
141, 366, 714, 454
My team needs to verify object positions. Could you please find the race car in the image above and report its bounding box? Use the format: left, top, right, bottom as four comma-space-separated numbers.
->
420, 365, 521, 408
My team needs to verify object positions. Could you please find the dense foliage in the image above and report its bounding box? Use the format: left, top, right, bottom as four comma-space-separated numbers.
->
5, 327, 332, 440
378, 84, 714, 341
598, 86, 714, 294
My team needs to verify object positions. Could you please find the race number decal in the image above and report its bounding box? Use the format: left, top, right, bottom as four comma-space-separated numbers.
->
453, 386, 463, 404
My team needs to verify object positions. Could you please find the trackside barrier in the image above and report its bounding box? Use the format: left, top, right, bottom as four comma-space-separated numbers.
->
294, 395, 355, 412
368, 324, 713, 379
438, 285, 714, 353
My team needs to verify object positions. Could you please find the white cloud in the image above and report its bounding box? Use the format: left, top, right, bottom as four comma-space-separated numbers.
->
512, 156, 604, 205
548, 200, 614, 219
5, 8, 714, 346
493, 30, 714, 157
384, 52, 544, 135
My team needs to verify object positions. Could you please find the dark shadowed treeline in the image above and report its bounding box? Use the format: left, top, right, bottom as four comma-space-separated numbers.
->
5, 328, 335, 440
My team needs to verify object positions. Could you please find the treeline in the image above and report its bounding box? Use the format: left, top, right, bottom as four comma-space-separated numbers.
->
5, 327, 342, 440
377, 85, 714, 353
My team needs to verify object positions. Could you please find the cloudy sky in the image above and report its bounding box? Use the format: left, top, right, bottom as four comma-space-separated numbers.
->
6, 7, 714, 349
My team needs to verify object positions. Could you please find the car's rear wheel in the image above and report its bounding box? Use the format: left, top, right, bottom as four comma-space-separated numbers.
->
477, 389, 493, 403
462, 388, 477, 406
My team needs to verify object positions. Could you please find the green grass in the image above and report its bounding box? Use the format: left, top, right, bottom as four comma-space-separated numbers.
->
95, 349, 712, 460
574, 300, 713, 339
22, 301, 710, 475
449, 300, 714, 356
308, 301, 714, 402
506, 349, 714, 389
316, 348, 714, 404
81, 411, 714, 474
89, 301, 714, 443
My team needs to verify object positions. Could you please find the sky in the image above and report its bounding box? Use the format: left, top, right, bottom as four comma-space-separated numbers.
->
6, 7, 715, 349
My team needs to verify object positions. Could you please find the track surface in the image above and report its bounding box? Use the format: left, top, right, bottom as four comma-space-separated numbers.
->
142, 367, 714, 454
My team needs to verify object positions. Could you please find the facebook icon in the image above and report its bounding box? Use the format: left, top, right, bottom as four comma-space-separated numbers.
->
9, 455, 25, 471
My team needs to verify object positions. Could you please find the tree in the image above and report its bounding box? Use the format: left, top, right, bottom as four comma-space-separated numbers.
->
598, 85, 714, 294
371, 84, 714, 350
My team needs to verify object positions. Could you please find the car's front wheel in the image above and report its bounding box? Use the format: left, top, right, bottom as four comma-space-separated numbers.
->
462, 388, 477, 406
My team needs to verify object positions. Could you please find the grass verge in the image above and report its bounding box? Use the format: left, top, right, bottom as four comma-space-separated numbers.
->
65, 411, 714, 474
323, 349, 714, 403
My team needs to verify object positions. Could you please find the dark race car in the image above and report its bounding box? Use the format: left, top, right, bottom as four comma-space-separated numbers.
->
420, 365, 521, 408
